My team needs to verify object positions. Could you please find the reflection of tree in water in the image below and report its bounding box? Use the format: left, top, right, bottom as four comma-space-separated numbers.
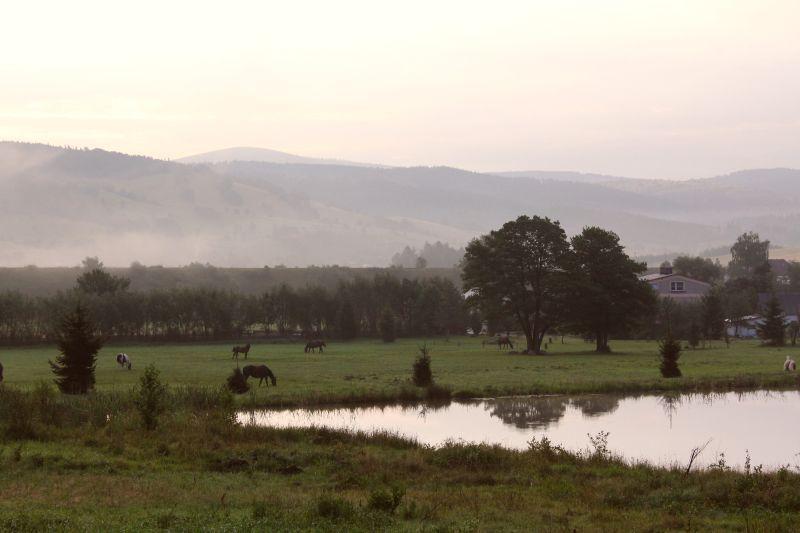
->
485, 396, 570, 429
486, 395, 624, 429
570, 395, 621, 417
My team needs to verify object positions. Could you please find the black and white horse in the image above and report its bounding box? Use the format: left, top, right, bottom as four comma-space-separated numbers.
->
116, 353, 132, 370
242, 365, 277, 387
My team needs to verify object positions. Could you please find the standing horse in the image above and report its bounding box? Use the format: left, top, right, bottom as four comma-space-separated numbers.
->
232, 343, 251, 360
305, 340, 326, 353
482, 334, 514, 350
242, 365, 277, 387
116, 353, 132, 370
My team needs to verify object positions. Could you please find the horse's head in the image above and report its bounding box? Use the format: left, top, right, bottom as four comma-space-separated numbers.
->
270, 375, 277, 386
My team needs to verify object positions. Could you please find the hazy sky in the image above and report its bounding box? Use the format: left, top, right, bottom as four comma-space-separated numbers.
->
1, 0, 799, 178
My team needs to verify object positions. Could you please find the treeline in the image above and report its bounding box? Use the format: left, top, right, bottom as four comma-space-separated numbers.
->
0, 259, 460, 297
0, 271, 467, 344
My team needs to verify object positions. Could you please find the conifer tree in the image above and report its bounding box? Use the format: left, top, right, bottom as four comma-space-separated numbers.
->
659, 330, 682, 378
49, 305, 103, 394
758, 294, 786, 346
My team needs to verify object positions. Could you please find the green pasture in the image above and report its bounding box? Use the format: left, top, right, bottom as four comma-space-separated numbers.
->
1, 336, 797, 405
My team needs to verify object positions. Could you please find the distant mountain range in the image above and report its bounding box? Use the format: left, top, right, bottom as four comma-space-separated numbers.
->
1, 141, 799, 267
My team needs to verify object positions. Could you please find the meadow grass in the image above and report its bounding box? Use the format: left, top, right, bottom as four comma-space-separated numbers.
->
1, 337, 800, 530
2, 399, 800, 532
1, 336, 798, 406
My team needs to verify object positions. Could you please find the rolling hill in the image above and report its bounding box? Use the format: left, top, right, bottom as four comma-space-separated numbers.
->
177, 146, 382, 167
2, 141, 799, 267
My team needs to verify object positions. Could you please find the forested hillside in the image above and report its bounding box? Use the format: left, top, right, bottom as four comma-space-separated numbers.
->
4, 142, 800, 268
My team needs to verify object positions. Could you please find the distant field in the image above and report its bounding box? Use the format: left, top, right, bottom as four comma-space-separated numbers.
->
1, 336, 797, 405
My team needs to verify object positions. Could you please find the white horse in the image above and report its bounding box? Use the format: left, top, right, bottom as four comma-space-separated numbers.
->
116, 353, 132, 370
784, 356, 796, 372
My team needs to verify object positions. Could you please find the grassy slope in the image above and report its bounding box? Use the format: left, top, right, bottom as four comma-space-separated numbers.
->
1, 409, 798, 532
1, 337, 797, 405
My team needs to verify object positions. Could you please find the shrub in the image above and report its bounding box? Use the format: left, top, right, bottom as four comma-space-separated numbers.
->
135, 364, 168, 430
367, 486, 405, 513
412, 345, 433, 387
659, 331, 682, 378
227, 368, 250, 395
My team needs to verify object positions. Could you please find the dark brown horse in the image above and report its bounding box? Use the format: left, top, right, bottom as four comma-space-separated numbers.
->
232, 343, 251, 360
482, 334, 514, 350
304, 340, 326, 353
242, 365, 277, 387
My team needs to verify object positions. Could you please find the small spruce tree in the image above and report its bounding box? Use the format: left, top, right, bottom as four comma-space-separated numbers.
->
379, 306, 397, 343
135, 364, 167, 430
49, 305, 103, 394
659, 330, 682, 378
412, 344, 433, 387
758, 295, 786, 346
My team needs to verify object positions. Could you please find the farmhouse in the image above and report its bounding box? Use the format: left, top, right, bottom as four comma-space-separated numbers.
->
639, 262, 710, 301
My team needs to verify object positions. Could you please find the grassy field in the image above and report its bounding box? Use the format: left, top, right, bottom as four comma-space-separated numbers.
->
2, 337, 800, 531
1, 393, 799, 532
1, 336, 798, 406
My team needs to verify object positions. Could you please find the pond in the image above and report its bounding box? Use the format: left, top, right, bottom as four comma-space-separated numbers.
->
240, 390, 800, 470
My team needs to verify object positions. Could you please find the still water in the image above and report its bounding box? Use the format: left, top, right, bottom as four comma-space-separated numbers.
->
240, 390, 800, 470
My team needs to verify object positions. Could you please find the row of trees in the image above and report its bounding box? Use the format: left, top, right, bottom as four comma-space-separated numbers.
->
0, 269, 467, 344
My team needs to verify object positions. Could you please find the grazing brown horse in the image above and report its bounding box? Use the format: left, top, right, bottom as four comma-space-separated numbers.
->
242, 365, 277, 387
304, 340, 326, 353
482, 334, 514, 350
232, 343, 251, 360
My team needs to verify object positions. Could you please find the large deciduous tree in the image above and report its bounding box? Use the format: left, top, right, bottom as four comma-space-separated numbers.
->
728, 232, 770, 285
673, 255, 724, 284
462, 215, 570, 354
568, 227, 656, 353
76, 268, 131, 295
